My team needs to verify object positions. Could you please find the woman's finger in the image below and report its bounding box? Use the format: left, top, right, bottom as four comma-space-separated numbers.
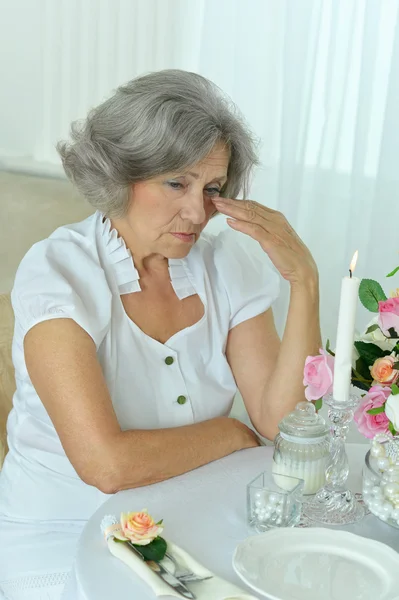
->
226, 218, 281, 251
214, 199, 289, 232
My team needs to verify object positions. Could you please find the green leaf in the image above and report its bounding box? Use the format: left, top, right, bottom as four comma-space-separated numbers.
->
388, 327, 399, 339
314, 398, 323, 411
393, 362, 399, 370
387, 266, 399, 278
351, 358, 373, 392
365, 324, 381, 335
354, 357, 373, 381
389, 421, 397, 436
325, 339, 335, 357
156, 519, 163, 525
367, 406, 385, 415
133, 537, 167, 562
354, 341, 389, 365
392, 383, 399, 396
359, 279, 387, 312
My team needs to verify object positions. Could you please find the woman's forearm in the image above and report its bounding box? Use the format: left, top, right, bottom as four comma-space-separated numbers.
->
260, 277, 322, 437
92, 416, 258, 494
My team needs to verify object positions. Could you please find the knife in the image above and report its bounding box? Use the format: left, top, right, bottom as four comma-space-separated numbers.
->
126, 541, 196, 599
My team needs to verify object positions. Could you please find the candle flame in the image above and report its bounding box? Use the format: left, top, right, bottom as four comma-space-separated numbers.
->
350, 251, 359, 274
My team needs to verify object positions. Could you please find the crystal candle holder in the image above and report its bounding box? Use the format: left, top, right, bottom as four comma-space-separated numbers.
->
247, 471, 304, 533
303, 393, 365, 525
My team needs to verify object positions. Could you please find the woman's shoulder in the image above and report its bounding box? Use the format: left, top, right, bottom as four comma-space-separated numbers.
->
15, 212, 102, 281
12, 212, 112, 346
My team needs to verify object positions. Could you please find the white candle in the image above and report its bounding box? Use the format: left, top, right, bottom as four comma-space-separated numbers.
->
332, 251, 360, 403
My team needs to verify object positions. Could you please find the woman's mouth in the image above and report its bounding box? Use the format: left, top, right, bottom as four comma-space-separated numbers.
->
170, 233, 196, 243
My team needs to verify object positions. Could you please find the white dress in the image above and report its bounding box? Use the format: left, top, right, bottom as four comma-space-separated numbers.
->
0, 212, 279, 600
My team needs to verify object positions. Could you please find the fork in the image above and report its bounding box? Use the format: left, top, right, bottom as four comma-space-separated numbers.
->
164, 551, 213, 583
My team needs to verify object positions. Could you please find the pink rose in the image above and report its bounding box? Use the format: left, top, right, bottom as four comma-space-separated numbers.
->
378, 297, 399, 336
354, 385, 391, 439
303, 349, 334, 401
370, 355, 399, 385
114, 509, 163, 545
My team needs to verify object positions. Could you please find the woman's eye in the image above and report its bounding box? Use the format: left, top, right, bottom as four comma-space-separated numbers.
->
205, 188, 221, 196
168, 181, 184, 190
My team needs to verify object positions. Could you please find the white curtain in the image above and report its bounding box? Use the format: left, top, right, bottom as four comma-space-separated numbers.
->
193, 0, 399, 339
1, 0, 398, 340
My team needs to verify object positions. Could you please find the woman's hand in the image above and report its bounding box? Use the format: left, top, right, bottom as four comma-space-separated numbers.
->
212, 197, 318, 287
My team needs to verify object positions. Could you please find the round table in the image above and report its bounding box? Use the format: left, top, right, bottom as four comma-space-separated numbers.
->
63, 444, 399, 599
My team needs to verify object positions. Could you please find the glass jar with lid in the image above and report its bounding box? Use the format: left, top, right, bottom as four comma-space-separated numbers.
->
272, 401, 330, 495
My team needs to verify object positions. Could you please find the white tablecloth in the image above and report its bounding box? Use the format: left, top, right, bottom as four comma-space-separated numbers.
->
63, 444, 399, 600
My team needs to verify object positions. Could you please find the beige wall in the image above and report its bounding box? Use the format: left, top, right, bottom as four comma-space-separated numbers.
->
1, 171, 93, 293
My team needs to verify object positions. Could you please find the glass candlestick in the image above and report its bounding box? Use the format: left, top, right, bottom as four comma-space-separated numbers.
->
303, 393, 365, 525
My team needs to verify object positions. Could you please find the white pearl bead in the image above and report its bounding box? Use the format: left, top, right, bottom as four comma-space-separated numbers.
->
276, 505, 284, 515
254, 490, 264, 501
371, 445, 385, 458
372, 486, 383, 497
384, 483, 399, 497
258, 513, 267, 522
255, 499, 264, 508
391, 508, 399, 521
267, 493, 279, 505
276, 517, 282, 525
382, 502, 392, 515
377, 457, 391, 471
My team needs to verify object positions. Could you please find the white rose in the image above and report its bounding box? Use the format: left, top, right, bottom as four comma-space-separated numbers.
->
385, 394, 399, 431
356, 316, 397, 353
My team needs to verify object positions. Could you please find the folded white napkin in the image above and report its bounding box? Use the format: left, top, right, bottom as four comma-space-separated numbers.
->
107, 537, 258, 599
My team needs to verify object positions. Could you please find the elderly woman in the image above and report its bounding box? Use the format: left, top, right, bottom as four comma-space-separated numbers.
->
0, 70, 320, 599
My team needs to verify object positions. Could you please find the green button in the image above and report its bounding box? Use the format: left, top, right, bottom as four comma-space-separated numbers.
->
177, 395, 187, 405
165, 356, 174, 366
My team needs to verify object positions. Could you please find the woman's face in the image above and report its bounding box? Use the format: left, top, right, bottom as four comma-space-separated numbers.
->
123, 143, 230, 260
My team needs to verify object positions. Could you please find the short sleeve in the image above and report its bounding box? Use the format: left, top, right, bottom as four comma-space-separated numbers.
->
11, 237, 112, 348
213, 229, 280, 330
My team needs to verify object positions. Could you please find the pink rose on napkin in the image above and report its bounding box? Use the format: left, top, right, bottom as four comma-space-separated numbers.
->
378, 297, 399, 335
115, 509, 163, 545
354, 385, 391, 439
303, 349, 334, 401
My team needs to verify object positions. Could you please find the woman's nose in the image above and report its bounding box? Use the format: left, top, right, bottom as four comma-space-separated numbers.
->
180, 191, 207, 224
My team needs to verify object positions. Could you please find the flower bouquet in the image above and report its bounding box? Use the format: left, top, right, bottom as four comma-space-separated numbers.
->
303, 262, 399, 439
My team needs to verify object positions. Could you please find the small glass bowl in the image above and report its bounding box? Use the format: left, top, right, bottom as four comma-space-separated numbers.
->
247, 471, 304, 533
363, 450, 399, 529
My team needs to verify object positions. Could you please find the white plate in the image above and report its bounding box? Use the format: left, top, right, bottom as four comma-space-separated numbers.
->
233, 528, 399, 600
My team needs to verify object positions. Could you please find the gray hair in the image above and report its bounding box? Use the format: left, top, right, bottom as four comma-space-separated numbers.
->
57, 69, 259, 217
